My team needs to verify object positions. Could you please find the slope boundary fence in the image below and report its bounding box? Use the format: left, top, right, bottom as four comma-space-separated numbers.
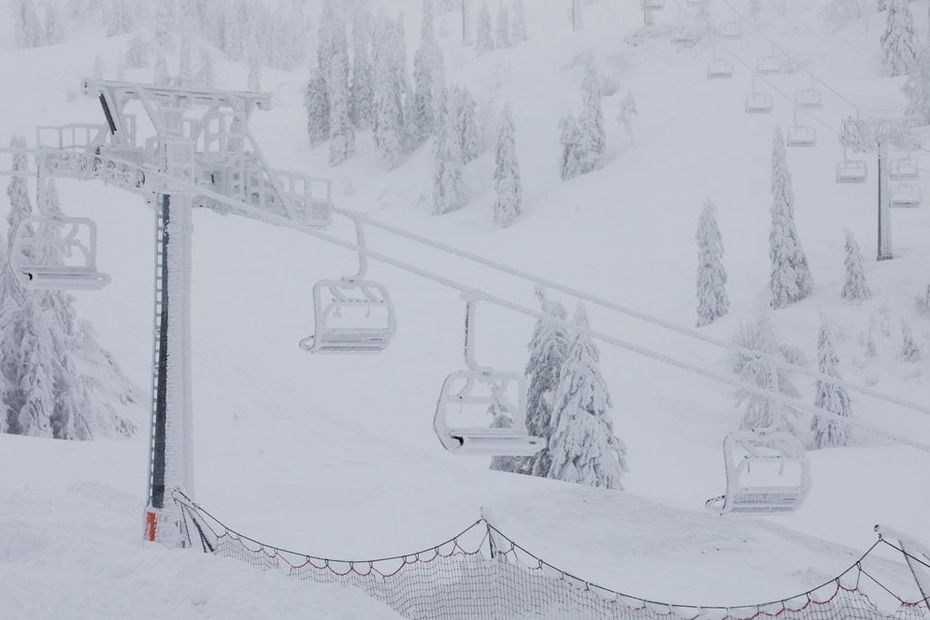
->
174, 491, 930, 620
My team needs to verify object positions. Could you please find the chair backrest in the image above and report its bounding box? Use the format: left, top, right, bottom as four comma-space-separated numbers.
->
10, 215, 110, 291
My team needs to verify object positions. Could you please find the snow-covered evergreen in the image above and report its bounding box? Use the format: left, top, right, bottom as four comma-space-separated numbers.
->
769, 127, 813, 309
106, 0, 135, 37
841, 229, 871, 303
247, 51, 262, 92
154, 0, 176, 49
903, 51, 930, 123
195, 48, 216, 88
521, 289, 570, 477
811, 318, 852, 449
900, 321, 921, 361
559, 114, 582, 181
918, 281, 930, 314
411, 0, 445, 147
452, 86, 482, 163
731, 312, 801, 433
488, 389, 520, 473
44, 1, 65, 45
124, 35, 150, 69
432, 90, 469, 214
175, 35, 194, 87
92, 55, 105, 80
372, 13, 408, 163
574, 61, 605, 176
305, 68, 331, 148
328, 20, 356, 166
695, 199, 729, 327
881, 0, 918, 77
512, 0, 527, 43
153, 52, 170, 86
496, 2, 512, 49
350, 5, 375, 129
618, 89, 637, 146
13, 0, 46, 48
475, 3, 494, 54
547, 304, 627, 490
492, 105, 522, 228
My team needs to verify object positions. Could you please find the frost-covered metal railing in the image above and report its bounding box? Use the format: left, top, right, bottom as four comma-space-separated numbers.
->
35, 115, 138, 153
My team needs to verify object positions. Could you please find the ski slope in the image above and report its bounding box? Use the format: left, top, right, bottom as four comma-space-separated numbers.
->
1, 0, 929, 617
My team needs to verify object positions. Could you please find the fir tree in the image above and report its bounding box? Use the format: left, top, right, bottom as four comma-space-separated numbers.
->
575, 61, 605, 176
247, 51, 262, 91
618, 89, 637, 146
559, 114, 581, 181
547, 304, 628, 490
92, 55, 106, 80
305, 67, 331, 147
372, 13, 407, 163
350, 5, 375, 128
475, 3, 494, 54
45, 1, 65, 44
411, 0, 446, 147
521, 289, 570, 477
11, 294, 56, 437
452, 86, 482, 163
512, 0, 527, 43
329, 22, 355, 166
917, 281, 930, 314
695, 199, 729, 327
107, 0, 134, 36
769, 127, 813, 309
903, 51, 930, 124
493, 105, 522, 228
881, 0, 917, 77
7, 137, 33, 232
496, 2, 512, 49
900, 321, 921, 361
432, 91, 469, 214
841, 229, 871, 303
124, 35, 150, 69
731, 313, 801, 432
488, 389, 520, 473
195, 48, 216, 88
153, 52, 170, 86
175, 35, 194, 87
811, 318, 851, 449
13, 0, 45, 48
222, 0, 244, 60
154, 0, 176, 49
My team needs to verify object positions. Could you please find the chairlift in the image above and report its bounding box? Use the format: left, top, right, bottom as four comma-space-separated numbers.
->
745, 75, 773, 114
836, 146, 867, 183
890, 183, 922, 208
643, 0, 665, 9
671, 25, 699, 48
890, 156, 920, 180
9, 215, 110, 290
786, 106, 816, 147
719, 20, 742, 40
706, 430, 812, 515
794, 74, 823, 109
756, 44, 785, 74
299, 220, 396, 354
434, 297, 544, 457
707, 57, 734, 80
686, 0, 709, 6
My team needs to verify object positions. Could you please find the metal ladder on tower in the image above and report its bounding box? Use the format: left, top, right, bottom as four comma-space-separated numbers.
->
147, 195, 169, 523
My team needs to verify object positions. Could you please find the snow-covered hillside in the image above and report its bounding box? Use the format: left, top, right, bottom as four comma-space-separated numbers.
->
1, 0, 930, 617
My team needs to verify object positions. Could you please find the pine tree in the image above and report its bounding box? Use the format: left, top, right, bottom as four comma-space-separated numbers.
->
305, 67, 331, 147
521, 289, 570, 477
547, 304, 628, 490
195, 48, 216, 88
811, 318, 851, 449
731, 313, 801, 433
7, 137, 33, 232
372, 13, 407, 163
107, 0, 134, 36
222, 0, 244, 60
618, 89, 637, 146
559, 114, 582, 181
175, 35, 194, 87
411, 0, 445, 147
575, 61, 605, 176
11, 294, 56, 437
452, 86, 482, 163
350, 5, 375, 128
0, 229, 10, 434
475, 3, 494, 54
153, 52, 170, 85
329, 22, 355, 166
432, 91, 469, 214
496, 2, 512, 49
93, 55, 106, 80
917, 281, 930, 314
769, 127, 813, 309
695, 199, 729, 327
45, 1, 65, 44
493, 105, 522, 228
512, 0, 527, 43
124, 35, 150, 69
881, 0, 918, 77
13, 0, 45, 48
841, 229, 871, 302
154, 0, 176, 49
900, 321, 921, 361
903, 51, 930, 124
488, 389, 521, 473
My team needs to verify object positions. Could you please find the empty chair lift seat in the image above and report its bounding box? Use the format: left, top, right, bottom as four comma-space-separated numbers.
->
890, 158, 919, 180
836, 159, 867, 183
786, 125, 816, 147
671, 27, 699, 47
756, 56, 784, 74
707, 59, 734, 79
301, 279, 397, 353
10, 216, 111, 291
795, 88, 823, 109
745, 93, 773, 114
890, 184, 922, 208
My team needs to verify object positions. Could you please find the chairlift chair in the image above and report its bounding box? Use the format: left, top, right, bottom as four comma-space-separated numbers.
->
643, 0, 665, 9
890, 157, 920, 181
434, 297, 544, 457
836, 147, 868, 183
890, 183, 922, 208
745, 75, 773, 114
706, 430, 812, 515
756, 45, 785, 74
299, 220, 397, 354
671, 26, 699, 48
719, 20, 742, 40
9, 215, 110, 290
794, 74, 823, 109
707, 58, 734, 79
786, 106, 816, 147
686, 0, 709, 5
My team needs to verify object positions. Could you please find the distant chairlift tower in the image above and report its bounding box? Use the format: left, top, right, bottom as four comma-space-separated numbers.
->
25, 80, 334, 547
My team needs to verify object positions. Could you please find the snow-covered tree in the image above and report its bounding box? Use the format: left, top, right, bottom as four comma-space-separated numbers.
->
769, 127, 813, 309
153, 52, 170, 85
124, 35, 150, 69
372, 13, 407, 163
350, 5, 375, 128
618, 89, 637, 146
521, 289, 571, 477
107, 0, 135, 36
475, 2, 494, 54
811, 318, 851, 449
92, 55, 106, 80
452, 86, 482, 163
917, 281, 930, 314
841, 229, 871, 303
881, 0, 918, 77
903, 51, 930, 123
559, 114, 581, 181
432, 91, 469, 214
44, 1, 65, 44
7, 137, 32, 232
493, 105, 522, 228
246, 51, 262, 91
411, 0, 445, 146
305, 68, 331, 147
512, 0, 527, 43
547, 304, 627, 490
696, 199, 729, 327
195, 48, 216, 88
496, 2, 512, 49
222, 0, 244, 60
488, 389, 521, 473
329, 22, 355, 166
10, 294, 56, 437
175, 35, 193, 87
731, 312, 801, 433
12, 0, 45, 48
574, 61, 605, 176
900, 321, 921, 361
154, 0, 176, 49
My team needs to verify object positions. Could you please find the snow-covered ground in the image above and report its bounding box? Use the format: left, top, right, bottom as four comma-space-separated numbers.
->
1, 0, 930, 617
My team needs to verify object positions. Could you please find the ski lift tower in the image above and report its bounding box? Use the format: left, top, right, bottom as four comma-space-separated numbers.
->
30, 80, 334, 547
840, 117, 916, 261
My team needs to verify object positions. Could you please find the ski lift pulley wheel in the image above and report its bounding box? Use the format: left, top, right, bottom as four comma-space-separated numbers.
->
9, 215, 111, 291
